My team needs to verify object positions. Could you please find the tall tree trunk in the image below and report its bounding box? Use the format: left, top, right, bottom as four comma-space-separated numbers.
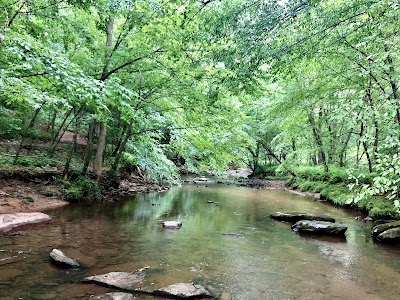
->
384, 44, 400, 126
64, 110, 81, 178
51, 108, 73, 146
364, 87, 379, 163
308, 110, 328, 173
14, 101, 46, 164
93, 122, 106, 176
339, 131, 352, 167
82, 120, 96, 174
93, 16, 114, 177
111, 124, 127, 157
112, 120, 134, 171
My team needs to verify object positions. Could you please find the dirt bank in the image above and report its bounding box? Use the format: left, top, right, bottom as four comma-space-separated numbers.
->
0, 179, 68, 213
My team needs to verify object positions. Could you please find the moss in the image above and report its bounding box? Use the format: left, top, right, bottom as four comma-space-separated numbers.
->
356, 196, 399, 219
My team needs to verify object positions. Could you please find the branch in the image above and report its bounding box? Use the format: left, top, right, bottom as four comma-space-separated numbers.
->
100, 48, 164, 81
15, 72, 48, 78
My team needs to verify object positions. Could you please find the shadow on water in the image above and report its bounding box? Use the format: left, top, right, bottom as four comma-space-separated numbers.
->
1, 184, 400, 299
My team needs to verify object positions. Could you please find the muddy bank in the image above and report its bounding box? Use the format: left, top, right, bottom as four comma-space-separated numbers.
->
0, 176, 166, 214
0, 179, 68, 213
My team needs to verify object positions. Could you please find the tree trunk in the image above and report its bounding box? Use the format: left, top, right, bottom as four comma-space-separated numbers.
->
384, 44, 400, 126
339, 131, 352, 167
93, 122, 106, 177
93, 16, 114, 177
14, 101, 46, 164
82, 120, 96, 174
308, 110, 328, 173
64, 110, 81, 178
112, 120, 133, 171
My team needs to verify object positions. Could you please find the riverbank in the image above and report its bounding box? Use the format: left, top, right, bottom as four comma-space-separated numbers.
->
0, 171, 165, 214
1, 169, 397, 221
0, 178, 68, 213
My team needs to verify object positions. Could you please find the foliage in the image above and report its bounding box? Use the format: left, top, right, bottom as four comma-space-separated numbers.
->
0, 0, 399, 217
61, 175, 101, 202
349, 141, 400, 214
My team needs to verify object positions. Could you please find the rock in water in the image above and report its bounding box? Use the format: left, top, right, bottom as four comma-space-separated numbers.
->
50, 249, 80, 267
223, 233, 243, 238
0, 213, 51, 232
270, 212, 335, 223
162, 221, 182, 229
372, 220, 400, 243
92, 292, 135, 300
83, 270, 146, 292
292, 220, 347, 235
155, 283, 212, 299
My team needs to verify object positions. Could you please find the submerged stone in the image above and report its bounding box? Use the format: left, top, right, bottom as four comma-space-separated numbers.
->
162, 221, 182, 229
223, 233, 243, 238
83, 270, 145, 291
155, 283, 212, 299
50, 249, 80, 268
270, 212, 335, 223
0, 213, 51, 232
92, 292, 135, 300
292, 220, 347, 235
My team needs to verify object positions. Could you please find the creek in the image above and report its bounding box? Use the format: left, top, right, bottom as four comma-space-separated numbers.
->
1, 183, 400, 299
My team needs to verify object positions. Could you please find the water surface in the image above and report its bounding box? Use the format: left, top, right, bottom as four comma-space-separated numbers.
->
1, 183, 400, 299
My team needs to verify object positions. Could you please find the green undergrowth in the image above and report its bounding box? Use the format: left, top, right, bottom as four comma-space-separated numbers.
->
61, 174, 102, 202
274, 166, 398, 219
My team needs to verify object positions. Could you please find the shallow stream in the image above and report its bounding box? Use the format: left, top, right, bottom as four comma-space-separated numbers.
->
1, 183, 400, 299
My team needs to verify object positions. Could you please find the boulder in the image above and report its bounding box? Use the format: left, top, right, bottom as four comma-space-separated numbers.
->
92, 292, 135, 300
155, 283, 212, 299
0, 213, 51, 232
83, 270, 145, 292
371, 220, 400, 243
270, 212, 335, 223
50, 249, 80, 268
292, 220, 347, 235
162, 221, 182, 229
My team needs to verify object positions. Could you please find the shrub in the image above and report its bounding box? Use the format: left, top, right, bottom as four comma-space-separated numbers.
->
252, 164, 278, 177
297, 180, 328, 193
61, 175, 101, 202
294, 166, 326, 181
320, 185, 353, 206
0, 113, 21, 139
327, 167, 348, 184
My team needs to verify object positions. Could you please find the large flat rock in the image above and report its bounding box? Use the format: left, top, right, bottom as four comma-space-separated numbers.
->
292, 220, 347, 235
0, 212, 51, 232
155, 283, 212, 299
83, 271, 146, 292
270, 212, 335, 223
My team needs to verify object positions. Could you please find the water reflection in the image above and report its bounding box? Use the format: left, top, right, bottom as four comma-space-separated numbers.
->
1, 184, 400, 299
